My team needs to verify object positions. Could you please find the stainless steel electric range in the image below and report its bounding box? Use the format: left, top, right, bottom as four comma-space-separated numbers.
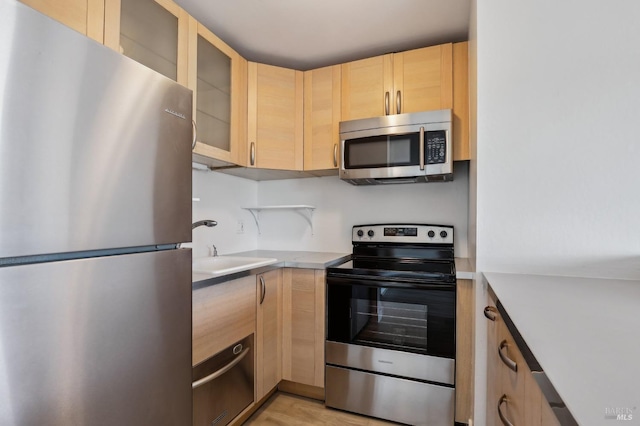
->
325, 224, 456, 426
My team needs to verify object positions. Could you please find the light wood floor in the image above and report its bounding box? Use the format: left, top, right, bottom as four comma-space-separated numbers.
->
244, 392, 398, 426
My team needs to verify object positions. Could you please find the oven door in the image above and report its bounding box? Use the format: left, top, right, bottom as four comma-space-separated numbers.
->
326, 275, 455, 359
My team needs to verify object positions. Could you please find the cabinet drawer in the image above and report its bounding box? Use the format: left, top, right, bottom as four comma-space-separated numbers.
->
192, 276, 256, 366
496, 318, 527, 425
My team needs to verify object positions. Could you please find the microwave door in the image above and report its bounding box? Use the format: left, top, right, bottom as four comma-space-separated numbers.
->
341, 131, 426, 180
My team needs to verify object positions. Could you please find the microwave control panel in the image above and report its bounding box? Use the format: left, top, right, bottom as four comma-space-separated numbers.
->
425, 130, 447, 164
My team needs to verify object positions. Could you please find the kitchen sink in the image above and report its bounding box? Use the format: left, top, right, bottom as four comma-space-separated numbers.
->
192, 256, 278, 277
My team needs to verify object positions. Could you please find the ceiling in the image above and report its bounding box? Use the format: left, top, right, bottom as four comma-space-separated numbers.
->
174, 0, 471, 71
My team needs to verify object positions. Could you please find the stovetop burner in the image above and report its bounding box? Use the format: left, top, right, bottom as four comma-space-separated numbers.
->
327, 224, 456, 285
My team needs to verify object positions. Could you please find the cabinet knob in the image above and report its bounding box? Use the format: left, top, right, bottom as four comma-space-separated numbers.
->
484, 306, 497, 321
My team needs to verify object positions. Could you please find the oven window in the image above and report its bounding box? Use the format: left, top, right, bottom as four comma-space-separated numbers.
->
343, 133, 420, 169
327, 282, 455, 358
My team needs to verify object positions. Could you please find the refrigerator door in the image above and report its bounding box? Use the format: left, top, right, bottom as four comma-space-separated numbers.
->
0, 249, 192, 425
0, 0, 192, 259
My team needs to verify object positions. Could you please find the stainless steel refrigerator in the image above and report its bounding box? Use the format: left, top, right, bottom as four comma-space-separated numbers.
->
0, 1, 193, 424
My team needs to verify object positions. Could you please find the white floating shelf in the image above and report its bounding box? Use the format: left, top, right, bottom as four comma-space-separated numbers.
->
242, 205, 316, 235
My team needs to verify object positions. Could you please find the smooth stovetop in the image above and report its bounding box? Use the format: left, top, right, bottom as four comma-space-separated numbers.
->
485, 272, 640, 426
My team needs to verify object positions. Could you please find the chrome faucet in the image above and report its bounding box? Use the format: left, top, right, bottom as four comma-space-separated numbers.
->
192, 219, 217, 229
209, 244, 218, 257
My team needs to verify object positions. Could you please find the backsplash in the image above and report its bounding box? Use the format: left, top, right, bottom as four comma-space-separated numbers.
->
192, 162, 469, 258
257, 162, 469, 257
192, 170, 258, 258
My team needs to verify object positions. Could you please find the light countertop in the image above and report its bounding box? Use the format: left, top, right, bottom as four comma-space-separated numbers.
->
193, 250, 474, 286
455, 258, 474, 280
485, 272, 640, 426
192, 250, 350, 286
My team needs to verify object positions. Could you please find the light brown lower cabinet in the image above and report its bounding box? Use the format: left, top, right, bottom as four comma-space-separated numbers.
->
456, 279, 475, 423
192, 275, 256, 366
256, 269, 283, 400
485, 293, 561, 426
282, 268, 325, 388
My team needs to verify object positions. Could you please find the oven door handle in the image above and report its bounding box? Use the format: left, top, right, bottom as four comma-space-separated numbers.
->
326, 274, 455, 290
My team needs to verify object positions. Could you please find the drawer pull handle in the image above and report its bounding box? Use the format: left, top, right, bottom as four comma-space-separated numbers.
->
191, 120, 197, 150
192, 346, 250, 389
250, 142, 256, 166
484, 306, 497, 321
499, 340, 518, 372
333, 143, 338, 167
498, 394, 515, 426
259, 276, 266, 304
384, 91, 390, 115
396, 90, 401, 114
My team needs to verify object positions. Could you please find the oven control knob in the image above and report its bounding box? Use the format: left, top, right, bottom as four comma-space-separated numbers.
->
367, 230, 375, 237
440, 230, 448, 238
428, 230, 435, 238
357, 230, 364, 237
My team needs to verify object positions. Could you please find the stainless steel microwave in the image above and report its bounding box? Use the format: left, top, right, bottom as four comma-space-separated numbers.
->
339, 109, 453, 185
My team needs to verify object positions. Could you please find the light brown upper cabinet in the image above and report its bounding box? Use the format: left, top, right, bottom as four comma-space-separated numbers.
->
248, 63, 304, 171
452, 41, 470, 161
188, 20, 247, 166
341, 43, 453, 121
303, 65, 341, 171
104, 0, 188, 85
20, 0, 104, 42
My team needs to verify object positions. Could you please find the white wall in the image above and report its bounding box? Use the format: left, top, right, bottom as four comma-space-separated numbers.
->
191, 169, 258, 258
476, 0, 640, 279
256, 163, 470, 256
473, 1, 640, 425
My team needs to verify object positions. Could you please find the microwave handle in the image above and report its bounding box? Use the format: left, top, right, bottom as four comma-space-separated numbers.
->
419, 126, 425, 170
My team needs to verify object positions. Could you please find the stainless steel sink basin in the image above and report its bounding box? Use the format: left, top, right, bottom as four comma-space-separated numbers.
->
192, 256, 278, 277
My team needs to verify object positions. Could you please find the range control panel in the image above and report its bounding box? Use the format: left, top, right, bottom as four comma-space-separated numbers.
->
352, 224, 454, 245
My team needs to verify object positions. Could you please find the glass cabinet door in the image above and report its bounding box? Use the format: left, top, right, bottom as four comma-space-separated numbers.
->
104, 0, 187, 85
119, 0, 177, 80
191, 23, 246, 166
196, 35, 231, 153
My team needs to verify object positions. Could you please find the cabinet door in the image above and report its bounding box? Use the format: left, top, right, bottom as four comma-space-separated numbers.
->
453, 41, 470, 161
20, 0, 104, 42
282, 268, 325, 388
192, 275, 256, 366
303, 65, 341, 171
256, 269, 283, 400
190, 22, 247, 166
455, 279, 474, 423
248, 63, 304, 170
393, 43, 453, 115
104, 0, 188, 84
341, 54, 393, 121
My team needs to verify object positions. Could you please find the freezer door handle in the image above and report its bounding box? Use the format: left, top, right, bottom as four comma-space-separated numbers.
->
192, 346, 250, 389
